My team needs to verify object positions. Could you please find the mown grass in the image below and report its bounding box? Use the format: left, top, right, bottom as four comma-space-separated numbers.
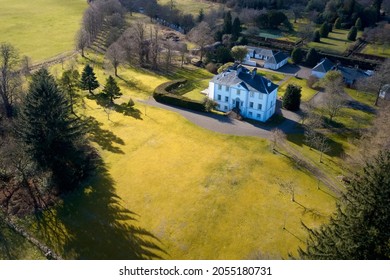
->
286, 88, 376, 181
32, 95, 335, 259
307, 29, 362, 55
0, 0, 86, 62
345, 88, 376, 106
25, 54, 338, 260
362, 44, 390, 57
158, 0, 221, 15
257, 70, 286, 83
278, 77, 317, 102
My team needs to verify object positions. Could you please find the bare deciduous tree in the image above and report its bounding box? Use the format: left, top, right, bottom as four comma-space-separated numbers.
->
360, 59, 390, 105
278, 180, 295, 202
188, 22, 213, 61
270, 128, 286, 153
76, 28, 91, 57
106, 42, 124, 76
298, 22, 316, 43
0, 42, 20, 118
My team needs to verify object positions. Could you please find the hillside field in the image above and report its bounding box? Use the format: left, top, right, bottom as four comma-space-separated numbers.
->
0, 0, 347, 260
0, 0, 86, 62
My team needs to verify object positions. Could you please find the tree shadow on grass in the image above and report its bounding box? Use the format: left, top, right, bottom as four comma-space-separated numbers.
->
34, 158, 167, 260
116, 75, 149, 95
88, 94, 143, 120
286, 131, 345, 157
83, 116, 125, 154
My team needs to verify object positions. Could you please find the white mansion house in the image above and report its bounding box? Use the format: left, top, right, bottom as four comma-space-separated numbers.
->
207, 64, 278, 122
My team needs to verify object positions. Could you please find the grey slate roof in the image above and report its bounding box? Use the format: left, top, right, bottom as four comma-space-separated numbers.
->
247, 46, 278, 57
211, 64, 278, 94
312, 58, 335, 73
265, 51, 289, 64
336, 65, 370, 83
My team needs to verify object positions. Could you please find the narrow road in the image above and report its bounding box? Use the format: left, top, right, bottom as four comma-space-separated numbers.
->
142, 98, 303, 139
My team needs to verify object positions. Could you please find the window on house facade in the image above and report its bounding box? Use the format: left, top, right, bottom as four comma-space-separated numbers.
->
258, 104, 262, 110
224, 106, 228, 110
270, 101, 273, 107
250, 91, 255, 98
232, 100, 235, 105
237, 89, 240, 95
249, 111, 253, 117
249, 102, 253, 108
257, 113, 261, 119
218, 84, 222, 90
259, 93, 263, 100
225, 96, 229, 102
217, 94, 221, 100
226, 86, 230, 91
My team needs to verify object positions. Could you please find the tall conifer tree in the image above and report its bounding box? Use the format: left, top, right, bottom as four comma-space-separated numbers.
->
18, 68, 92, 190
299, 150, 390, 259
80, 64, 99, 94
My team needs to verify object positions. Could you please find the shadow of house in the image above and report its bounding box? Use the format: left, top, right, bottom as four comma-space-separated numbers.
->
34, 158, 166, 260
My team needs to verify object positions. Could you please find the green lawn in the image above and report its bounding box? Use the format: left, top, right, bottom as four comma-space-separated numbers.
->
158, 0, 221, 15
278, 77, 317, 102
345, 88, 377, 106
0, 0, 86, 62
257, 70, 286, 83
362, 44, 390, 58
22, 55, 337, 260
307, 29, 361, 55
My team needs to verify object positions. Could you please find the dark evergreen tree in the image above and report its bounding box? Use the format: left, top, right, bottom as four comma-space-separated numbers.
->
80, 64, 99, 94
347, 26, 358, 41
102, 75, 122, 103
197, 8, 204, 23
282, 84, 301, 111
319, 23, 329, 38
291, 48, 303, 64
18, 68, 92, 191
231, 17, 242, 40
312, 30, 321, 42
355, 17, 363, 31
299, 150, 390, 259
334, 17, 341, 29
59, 69, 80, 115
222, 11, 232, 34
305, 48, 320, 67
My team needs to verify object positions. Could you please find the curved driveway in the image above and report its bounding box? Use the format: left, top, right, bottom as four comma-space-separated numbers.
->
143, 98, 303, 139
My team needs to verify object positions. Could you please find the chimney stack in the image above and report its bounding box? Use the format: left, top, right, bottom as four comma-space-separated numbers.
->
251, 67, 257, 79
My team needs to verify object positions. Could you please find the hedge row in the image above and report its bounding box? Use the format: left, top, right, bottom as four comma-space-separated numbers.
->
153, 79, 206, 112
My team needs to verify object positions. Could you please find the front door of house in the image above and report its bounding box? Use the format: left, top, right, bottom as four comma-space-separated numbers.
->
235, 98, 240, 109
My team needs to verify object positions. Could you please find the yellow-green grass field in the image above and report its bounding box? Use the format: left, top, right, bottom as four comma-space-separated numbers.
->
362, 44, 390, 58
159, 0, 221, 15
29, 88, 336, 259
22, 54, 337, 260
278, 77, 317, 102
307, 29, 362, 55
0, 0, 86, 62
345, 88, 376, 106
286, 89, 376, 181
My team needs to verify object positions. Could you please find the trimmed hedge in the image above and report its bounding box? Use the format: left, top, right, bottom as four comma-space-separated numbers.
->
153, 79, 206, 112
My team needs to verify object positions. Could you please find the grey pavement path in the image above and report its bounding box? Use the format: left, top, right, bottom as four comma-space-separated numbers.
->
141, 98, 303, 139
